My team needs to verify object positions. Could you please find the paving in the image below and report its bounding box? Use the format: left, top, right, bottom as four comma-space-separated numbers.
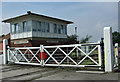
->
0, 64, 120, 81
1, 64, 62, 81
37, 70, 119, 80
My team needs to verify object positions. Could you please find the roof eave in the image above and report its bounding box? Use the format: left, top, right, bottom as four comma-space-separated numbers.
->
2, 12, 74, 24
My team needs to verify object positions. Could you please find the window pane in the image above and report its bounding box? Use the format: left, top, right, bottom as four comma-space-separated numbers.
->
11, 25, 15, 33
23, 21, 27, 32
61, 25, 64, 34
58, 24, 61, 34
41, 22, 45, 32
65, 25, 67, 34
15, 24, 19, 33
46, 23, 50, 32
37, 21, 41, 31
54, 24, 57, 33
63, 25, 67, 34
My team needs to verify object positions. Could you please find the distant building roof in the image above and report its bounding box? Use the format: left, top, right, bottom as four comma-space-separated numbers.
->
0, 33, 10, 42
2, 11, 73, 24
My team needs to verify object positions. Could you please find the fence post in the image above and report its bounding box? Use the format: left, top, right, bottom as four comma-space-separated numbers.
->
7, 46, 10, 62
104, 27, 114, 72
115, 43, 119, 67
3, 39, 8, 64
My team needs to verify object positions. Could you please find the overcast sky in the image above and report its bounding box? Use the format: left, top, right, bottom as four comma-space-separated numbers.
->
1, 2, 118, 42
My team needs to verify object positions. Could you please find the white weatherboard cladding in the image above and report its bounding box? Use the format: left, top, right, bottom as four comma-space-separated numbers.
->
11, 31, 67, 39
11, 32, 32, 39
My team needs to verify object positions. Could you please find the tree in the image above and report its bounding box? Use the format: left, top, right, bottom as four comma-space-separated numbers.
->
67, 34, 92, 44
80, 35, 92, 44
67, 34, 77, 44
112, 31, 120, 45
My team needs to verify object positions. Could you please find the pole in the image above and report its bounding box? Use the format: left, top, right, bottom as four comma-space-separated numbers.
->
75, 27, 77, 42
3, 39, 8, 64
40, 45, 44, 66
98, 41, 102, 70
101, 38, 104, 71
104, 27, 114, 72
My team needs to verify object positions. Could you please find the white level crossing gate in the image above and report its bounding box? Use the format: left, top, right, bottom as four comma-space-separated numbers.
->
7, 42, 102, 68
43, 43, 102, 67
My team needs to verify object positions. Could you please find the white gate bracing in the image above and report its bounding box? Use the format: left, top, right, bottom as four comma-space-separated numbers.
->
7, 42, 102, 68
7, 47, 42, 65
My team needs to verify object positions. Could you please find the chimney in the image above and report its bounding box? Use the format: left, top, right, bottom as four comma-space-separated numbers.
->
27, 11, 31, 14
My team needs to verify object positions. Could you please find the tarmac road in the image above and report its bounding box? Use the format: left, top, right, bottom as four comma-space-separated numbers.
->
0, 64, 119, 81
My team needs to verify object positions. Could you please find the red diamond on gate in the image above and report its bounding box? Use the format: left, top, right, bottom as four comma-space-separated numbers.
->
39, 52, 45, 60
24, 43, 26, 46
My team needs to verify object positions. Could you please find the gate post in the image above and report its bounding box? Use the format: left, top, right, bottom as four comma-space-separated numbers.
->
115, 43, 119, 67
98, 41, 102, 70
40, 45, 44, 66
104, 27, 114, 72
3, 39, 8, 64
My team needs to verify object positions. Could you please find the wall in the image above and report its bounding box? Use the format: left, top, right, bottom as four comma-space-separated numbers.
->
0, 55, 3, 64
0, 43, 3, 54
0, 33, 10, 54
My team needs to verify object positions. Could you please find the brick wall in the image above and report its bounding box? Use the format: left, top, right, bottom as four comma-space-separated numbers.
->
0, 33, 10, 54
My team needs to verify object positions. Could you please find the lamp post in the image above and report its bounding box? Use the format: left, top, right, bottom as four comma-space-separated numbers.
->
75, 27, 77, 42
75, 27, 79, 58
